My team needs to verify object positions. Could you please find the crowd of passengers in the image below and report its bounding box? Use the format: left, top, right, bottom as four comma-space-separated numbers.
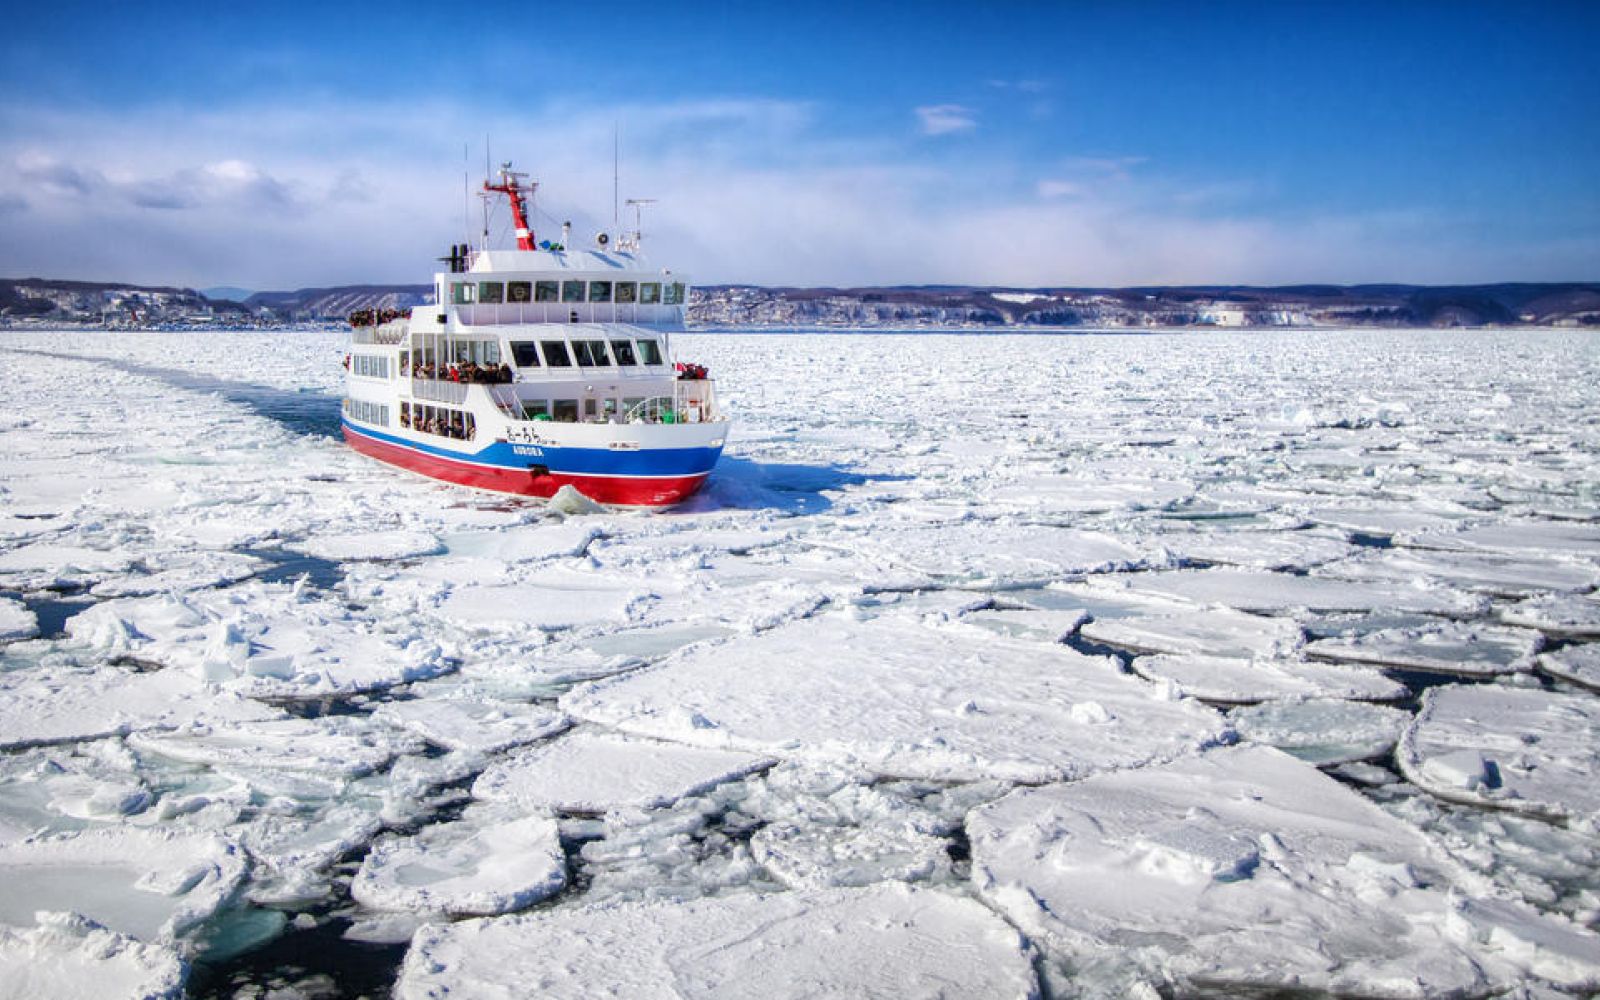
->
412, 362, 515, 384
399, 403, 475, 440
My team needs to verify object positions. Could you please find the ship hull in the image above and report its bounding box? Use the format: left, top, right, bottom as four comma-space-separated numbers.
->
343, 421, 717, 507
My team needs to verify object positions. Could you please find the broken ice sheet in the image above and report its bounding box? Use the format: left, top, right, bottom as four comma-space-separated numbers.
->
370, 694, 569, 754
286, 529, 443, 561
1305, 621, 1542, 677
837, 519, 1167, 587
0, 912, 186, 1000
473, 731, 770, 813
1538, 642, 1600, 691
1405, 519, 1600, 560
1501, 592, 1600, 638
563, 611, 1226, 783
1231, 698, 1412, 765
1398, 684, 1600, 825
1315, 547, 1600, 598
0, 597, 38, 643
0, 827, 247, 945
352, 808, 565, 917
1080, 606, 1302, 658
128, 716, 426, 779
394, 884, 1037, 999
1156, 526, 1354, 570
969, 744, 1600, 997
1129, 652, 1406, 705
1079, 567, 1487, 616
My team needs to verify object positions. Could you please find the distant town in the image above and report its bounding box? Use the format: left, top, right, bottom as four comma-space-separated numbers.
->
2, 276, 1596, 331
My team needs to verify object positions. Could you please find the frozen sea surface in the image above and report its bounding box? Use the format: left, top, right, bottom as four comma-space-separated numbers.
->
2, 327, 1599, 998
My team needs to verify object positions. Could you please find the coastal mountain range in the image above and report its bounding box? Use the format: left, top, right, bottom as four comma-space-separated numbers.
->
2, 276, 1596, 330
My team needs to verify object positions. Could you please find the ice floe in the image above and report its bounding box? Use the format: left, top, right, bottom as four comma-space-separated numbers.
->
371, 694, 569, 754
1080, 606, 1302, 658
473, 731, 770, 813
1079, 567, 1488, 616
969, 744, 1600, 996
1538, 643, 1600, 691
1305, 621, 1542, 677
1398, 685, 1600, 825
395, 884, 1037, 999
1317, 547, 1600, 597
352, 810, 565, 916
564, 611, 1227, 782
1501, 592, 1600, 638
0, 912, 186, 1000
287, 529, 442, 562
1129, 652, 1406, 704
1231, 698, 1412, 765
0, 597, 37, 642
128, 716, 426, 779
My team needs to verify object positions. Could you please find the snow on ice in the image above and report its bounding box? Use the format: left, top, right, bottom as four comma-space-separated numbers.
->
4, 328, 1600, 996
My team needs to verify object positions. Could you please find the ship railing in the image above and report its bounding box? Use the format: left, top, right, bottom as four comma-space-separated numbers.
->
619, 380, 721, 424
454, 302, 685, 327
410, 378, 469, 404
349, 322, 407, 345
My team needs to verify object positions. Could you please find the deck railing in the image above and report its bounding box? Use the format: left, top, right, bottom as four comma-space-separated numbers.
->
409, 378, 469, 404
453, 302, 685, 327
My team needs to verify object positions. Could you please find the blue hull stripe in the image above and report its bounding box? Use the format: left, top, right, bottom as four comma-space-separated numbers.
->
343, 419, 723, 478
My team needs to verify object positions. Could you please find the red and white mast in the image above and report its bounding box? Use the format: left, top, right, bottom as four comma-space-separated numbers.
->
483, 163, 537, 250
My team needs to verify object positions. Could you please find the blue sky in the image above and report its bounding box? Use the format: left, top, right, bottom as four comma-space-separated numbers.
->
2, 1, 1596, 288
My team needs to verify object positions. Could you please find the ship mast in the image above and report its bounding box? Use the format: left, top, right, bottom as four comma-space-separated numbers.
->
482, 163, 537, 251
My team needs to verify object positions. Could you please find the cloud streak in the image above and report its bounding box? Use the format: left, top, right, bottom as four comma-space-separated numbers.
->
914, 104, 977, 136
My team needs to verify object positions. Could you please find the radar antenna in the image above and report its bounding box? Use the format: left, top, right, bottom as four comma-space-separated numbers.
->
481, 162, 539, 251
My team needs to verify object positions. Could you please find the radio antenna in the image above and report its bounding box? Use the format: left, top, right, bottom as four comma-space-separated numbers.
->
613, 123, 620, 228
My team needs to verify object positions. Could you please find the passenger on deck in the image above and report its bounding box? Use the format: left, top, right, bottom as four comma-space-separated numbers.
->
498, 363, 514, 383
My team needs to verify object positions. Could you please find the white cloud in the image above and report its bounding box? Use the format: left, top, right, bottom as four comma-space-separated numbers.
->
914, 104, 977, 136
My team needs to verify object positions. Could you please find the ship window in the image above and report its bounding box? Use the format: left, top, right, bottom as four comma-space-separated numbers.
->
663, 282, 686, 305
572, 340, 609, 366
553, 399, 579, 422
623, 396, 644, 419
510, 341, 541, 367
584, 398, 598, 419
615, 281, 637, 304
484, 341, 501, 365
540, 341, 572, 366
610, 339, 637, 365
399, 350, 409, 371
636, 339, 664, 365
535, 280, 559, 302
400, 401, 411, 428
465, 413, 476, 440
561, 280, 586, 303
478, 282, 504, 304
588, 281, 612, 303
522, 399, 549, 420
507, 281, 531, 303
451, 282, 474, 304
639, 282, 662, 304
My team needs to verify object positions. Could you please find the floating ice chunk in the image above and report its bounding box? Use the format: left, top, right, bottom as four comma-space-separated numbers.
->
1316, 548, 1600, 598
352, 811, 565, 916
0, 597, 37, 643
564, 612, 1226, 783
1232, 698, 1412, 765
287, 530, 442, 561
0, 666, 280, 751
1304, 504, 1471, 540
957, 605, 1089, 644
1407, 520, 1600, 559
0, 543, 137, 590
1081, 607, 1302, 659
1305, 622, 1542, 677
88, 551, 264, 600
0, 912, 186, 999
1160, 529, 1354, 570
473, 732, 770, 813
0, 827, 246, 944
371, 695, 569, 754
395, 884, 1037, 999
1130, 653, 1406, 704
437, 573, 639, 632
751, 821, 951, 889
548, 483, 606, 514
1500, 592, 1600, 638
1398, 685, 1600, 824
989, 475, 1192, 514
969, 744, 1600, 996
443, 522, 603, 562
1081, 567, 1487, 616
129, 717, 425, 779
845, 520, 1164, 586
1538, 643, 1600, 691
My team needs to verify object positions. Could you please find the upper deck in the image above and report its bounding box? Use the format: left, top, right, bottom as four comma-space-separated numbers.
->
434, 247, 688, 328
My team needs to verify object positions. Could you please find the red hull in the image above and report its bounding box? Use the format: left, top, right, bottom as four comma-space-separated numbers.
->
343, 427, 710, 506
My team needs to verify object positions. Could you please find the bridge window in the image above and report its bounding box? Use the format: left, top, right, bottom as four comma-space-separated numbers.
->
540, 341, 572, 366
535, 280, 559, 302
589, 280, 612, 303
521, 399, 549, 420
561, 280, 586, 303
573, 340, 610, 366
451, 283, 474, 304
610, 339, 637, 365
510, 341, 541, 367
636, 339, 664, 365
478, 282, 504, 304
553, 399, 579, 422
615, 281, 637, 303
507, 281, 531, 302
663, 282, 685, 305
639, 282, 661, 304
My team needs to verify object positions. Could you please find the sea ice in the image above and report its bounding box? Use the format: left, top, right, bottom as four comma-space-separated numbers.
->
128, 716, 426, 779
0, 912, 186, 1000
1398, 685, 1600, 825
1538, 643, 1600, 691
1316, 548, 1600, 597
352, 810, 565, 916
969, 744, 1600, 996
287, 529, 442, 561
370, 694, 569, 754
749, 821, 952, 889
394, 884, 1037, 999
1079, 567, 1486, 616
1080, 606, 1302, 658
1500, 592, 1600, 638
1158, 527, 1354, 570
473, 731, 770, 813
842, 519, 1164, 586
1231, 698, 1412, 765
1129, 652, 1406, 704
1407, 520, 1600, 560
0, 597, 37, 643
563, 611, 1227, 782
1305, 621, 1542, 677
